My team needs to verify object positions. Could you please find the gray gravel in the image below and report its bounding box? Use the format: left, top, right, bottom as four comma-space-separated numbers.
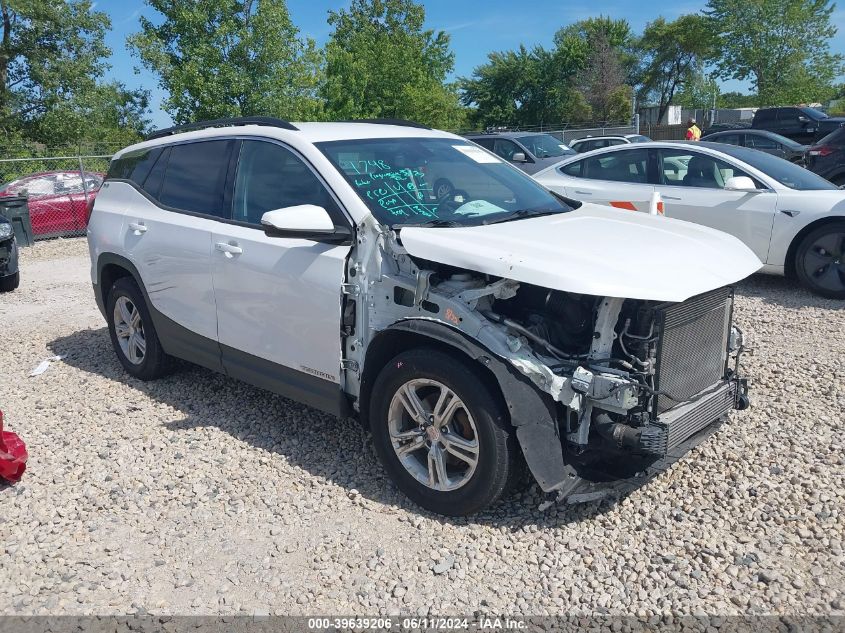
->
1, 237, 843, 616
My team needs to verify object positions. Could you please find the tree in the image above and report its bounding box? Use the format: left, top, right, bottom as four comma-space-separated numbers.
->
717, 91, 758, 108
322, 0, 462, 129
460, 45, 586, 129
674, 67, 719, 111
576, 33, 631, 122
128, 0, 323, 124
706, 0, 844, 106
0, 0, 110, 132
636, 15, 717, 122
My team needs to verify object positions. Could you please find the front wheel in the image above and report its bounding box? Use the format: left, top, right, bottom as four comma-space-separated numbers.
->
794, 221, 845, 299
369, 349, 519, 516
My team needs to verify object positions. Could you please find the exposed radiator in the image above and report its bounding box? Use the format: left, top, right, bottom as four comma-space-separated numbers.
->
652, 287, 733, 414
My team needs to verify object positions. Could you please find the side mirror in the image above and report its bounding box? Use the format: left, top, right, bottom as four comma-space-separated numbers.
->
261, 205, 351, 244
798, 115, 809, 123
724, 176, 761, 192
511, 152, 527, 163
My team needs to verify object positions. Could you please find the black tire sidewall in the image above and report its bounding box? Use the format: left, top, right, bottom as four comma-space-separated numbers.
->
106, 277, 168, 379
0, 271, 19, 292
794, 221, 845, 299
369, 348, 515, 516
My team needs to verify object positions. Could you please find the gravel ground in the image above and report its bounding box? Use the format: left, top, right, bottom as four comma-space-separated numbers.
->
0, 237, 843, 617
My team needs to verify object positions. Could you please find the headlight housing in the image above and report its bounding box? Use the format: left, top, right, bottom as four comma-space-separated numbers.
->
0, 222, 12, 239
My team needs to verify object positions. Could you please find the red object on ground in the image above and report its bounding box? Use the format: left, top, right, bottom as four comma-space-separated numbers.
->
0, 409, 28, 483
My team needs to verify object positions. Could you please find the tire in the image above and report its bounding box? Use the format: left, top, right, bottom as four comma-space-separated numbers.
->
369, 348, 519, 516
794, 220, 845, 299
433, 178, 454, 200
0, 271, 19, 292
106, 277, 172, 379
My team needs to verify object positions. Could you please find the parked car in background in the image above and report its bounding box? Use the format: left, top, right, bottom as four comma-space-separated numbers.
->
569, 134, 652, 153
806, 127, 845, 187
569, 134, 652, 154
701, 129, 808, 165
0, 214, 19, 292
0, 171, 104, 237
463, 131, 575, 174
752, 107, 845, 144
534, 141, 845, 298
88, 117, 757, 515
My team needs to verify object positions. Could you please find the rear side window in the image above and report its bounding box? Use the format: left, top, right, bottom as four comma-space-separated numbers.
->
471, 138, 495, 150
142, 147, 170, 198
159, 140, 233, 217
107, 147, 163, 185
581, 149, 648, 183
754, 109, 776, 123
560, 161, 583, 177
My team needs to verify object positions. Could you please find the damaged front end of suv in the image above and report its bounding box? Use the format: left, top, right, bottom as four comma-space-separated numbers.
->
339, 207, 755, 506
316, 134, 761, 513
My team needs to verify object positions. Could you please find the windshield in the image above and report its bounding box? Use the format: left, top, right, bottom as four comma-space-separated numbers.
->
801, 107, 829, 120
317, 138, 575, 227
709, 143, 839, 190
515, 134, 572, 158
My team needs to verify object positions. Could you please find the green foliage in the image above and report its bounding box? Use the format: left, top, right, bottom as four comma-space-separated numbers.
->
674, 68, 719, 110
706, 0, 845, 106
128, 0, 323, 124
635, 15, 717, 121
461, 16, 633, 129
322, 0, 462, 129
0, 0, 109, 129
717, 91, 759, 109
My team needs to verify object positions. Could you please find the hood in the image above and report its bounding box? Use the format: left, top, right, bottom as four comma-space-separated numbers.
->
399, 204, 762, 302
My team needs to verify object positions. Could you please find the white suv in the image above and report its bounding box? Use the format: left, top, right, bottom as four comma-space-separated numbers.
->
88, 117, 760, 516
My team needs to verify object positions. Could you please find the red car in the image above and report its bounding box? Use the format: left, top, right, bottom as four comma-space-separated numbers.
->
0, 170, 104, 237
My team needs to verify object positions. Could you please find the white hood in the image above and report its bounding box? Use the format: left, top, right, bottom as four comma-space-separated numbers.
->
399, 204, 762, 302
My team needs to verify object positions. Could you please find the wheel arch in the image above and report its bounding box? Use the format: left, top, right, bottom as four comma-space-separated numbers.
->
360, 319, 569, 492
95, 253, 145, 316
784, 215, 845, 278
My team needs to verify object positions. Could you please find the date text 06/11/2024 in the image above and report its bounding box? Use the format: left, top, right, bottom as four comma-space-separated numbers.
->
306, 617, 528, 630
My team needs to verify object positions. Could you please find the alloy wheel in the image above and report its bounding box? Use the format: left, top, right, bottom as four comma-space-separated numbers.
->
387, 378, 479, 492
802, 231, 845, 294
113, 296, 146, 365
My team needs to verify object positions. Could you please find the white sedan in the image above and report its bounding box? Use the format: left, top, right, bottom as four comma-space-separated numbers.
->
534, 141, 845, 298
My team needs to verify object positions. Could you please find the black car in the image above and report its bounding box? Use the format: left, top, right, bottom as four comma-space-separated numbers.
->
752, 106, 845, 144
464, 131, 576, 174
0, 215, 19, 292
806, 127, 845, 187
701, 129, 808, 164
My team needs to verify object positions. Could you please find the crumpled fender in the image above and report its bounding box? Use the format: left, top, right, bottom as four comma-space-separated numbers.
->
0, 410, 27, 483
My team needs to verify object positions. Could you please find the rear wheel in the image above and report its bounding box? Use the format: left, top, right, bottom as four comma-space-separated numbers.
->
794, 221, 845, 299
369, 348, 519, 516
0, 271, 19, 292
106, 277, 172, 379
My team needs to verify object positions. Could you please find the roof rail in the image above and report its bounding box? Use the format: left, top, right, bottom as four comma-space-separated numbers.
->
340, 118, 431, 130
146, 116, 298, 140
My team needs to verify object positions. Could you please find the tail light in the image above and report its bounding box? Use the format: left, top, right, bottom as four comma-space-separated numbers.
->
808, 146, 835, 157
85, 196, 96, 224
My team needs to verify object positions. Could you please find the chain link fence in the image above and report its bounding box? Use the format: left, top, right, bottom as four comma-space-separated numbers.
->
0, 149, 114, 240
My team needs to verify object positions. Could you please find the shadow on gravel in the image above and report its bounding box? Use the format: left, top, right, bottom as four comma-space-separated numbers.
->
736, 273, 844, 310
49, 327, 612, 528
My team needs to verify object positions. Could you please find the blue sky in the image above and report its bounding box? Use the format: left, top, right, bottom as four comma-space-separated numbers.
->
99, 0, 845, 129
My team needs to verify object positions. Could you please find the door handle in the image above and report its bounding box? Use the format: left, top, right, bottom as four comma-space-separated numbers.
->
662, 195, 682, 200
215, 241, 243, 257
128, 222, 147, 234
573, 190, 593, 195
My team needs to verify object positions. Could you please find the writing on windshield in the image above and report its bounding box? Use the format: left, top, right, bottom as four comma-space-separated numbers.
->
339, 158, 439, 219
